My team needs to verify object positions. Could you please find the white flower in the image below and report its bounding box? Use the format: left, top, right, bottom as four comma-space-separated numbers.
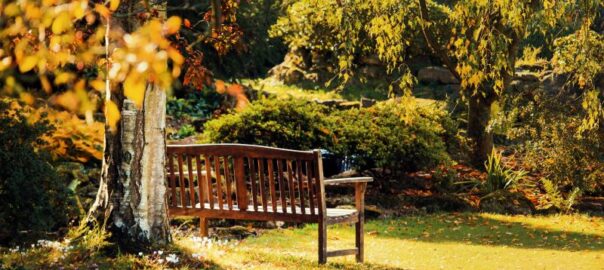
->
138, 252, 143, 257
166, 254, 179, 264
158, 250, 163, 255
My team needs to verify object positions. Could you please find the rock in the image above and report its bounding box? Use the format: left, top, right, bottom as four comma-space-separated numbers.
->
315, 99, 347, 107
575, 197, 604, 213
516, 60, 548, 72
360, 98, 376, 108
479, 190, 535, 215
336, 101, 360, 110
359, 65, 382, 79
418, 66, 460, 84
359, 54, 382, 66
514, 70, 539, 82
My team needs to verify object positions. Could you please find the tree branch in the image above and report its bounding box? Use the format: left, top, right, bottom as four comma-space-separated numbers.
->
417, 0, 460, 80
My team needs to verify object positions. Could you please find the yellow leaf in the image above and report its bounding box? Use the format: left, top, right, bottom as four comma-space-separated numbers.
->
167, 48, 184, 65
19, 56, 38, 72
109, 0, 120, 11
54, 72, 74, 85
56, 91, 79, 112
20, 92, 35, 105
164, 16, 181, 34
105, 100, 121, 132
95, 4, 111, 18
90, 79, 105, 92
52, 12, 72, 34
124, 76, 146, 107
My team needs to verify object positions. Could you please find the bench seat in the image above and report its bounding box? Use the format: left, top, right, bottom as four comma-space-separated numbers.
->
171, 203, 360, 224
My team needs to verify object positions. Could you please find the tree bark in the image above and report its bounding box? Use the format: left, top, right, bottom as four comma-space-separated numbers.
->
467, 92, 496, 167
87, 0, 170, 251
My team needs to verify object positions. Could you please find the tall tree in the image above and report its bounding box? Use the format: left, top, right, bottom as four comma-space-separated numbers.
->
0, 0, 183, 249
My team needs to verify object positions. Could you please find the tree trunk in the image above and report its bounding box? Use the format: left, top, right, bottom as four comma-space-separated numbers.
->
87, 0, 170, 251
467, 92, 496, 167
88, 85, 170, 250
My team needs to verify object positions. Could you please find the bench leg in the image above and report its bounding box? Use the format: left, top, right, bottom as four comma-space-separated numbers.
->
200, 217, 208, 237
318, 220, 327, 264
355, 217, 364, 263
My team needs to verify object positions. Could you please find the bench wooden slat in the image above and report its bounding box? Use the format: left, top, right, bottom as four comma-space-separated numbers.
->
234, 157, 247, 210
168, 144, 315, 160
326, 249, 358, 257
195, 155, 205, 210
177, 154, 187, 207
168, 154, 177, 207
258, 158, 268, 212
223, 156, 233, 210
277, 159, 287, 213
286, 160, 296, 214
306, 160, 315, 215
248, 157, 258, 211
187, 155, 196, 208
204, 154, 214, 210
214, 156, 224, 210
267, 159, 278, 213
296, 159, 306, 215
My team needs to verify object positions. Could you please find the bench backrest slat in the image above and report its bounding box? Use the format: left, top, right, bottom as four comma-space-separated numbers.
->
166, 144, 324, 220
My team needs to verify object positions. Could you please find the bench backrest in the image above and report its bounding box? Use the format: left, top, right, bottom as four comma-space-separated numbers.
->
166, 144, 326, 221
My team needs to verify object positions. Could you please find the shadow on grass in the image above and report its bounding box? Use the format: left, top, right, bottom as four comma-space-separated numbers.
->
364, 213, 604, 251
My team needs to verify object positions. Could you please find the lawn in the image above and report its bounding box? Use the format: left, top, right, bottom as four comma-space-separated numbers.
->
175, 213, 604, 270
2, 213, 602, 269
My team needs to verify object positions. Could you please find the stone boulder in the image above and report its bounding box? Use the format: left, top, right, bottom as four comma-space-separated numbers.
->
479, 190, 535, 215
418, 66, 460, 84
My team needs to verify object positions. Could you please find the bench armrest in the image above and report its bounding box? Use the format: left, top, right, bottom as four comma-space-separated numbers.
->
324, 177, 373, 185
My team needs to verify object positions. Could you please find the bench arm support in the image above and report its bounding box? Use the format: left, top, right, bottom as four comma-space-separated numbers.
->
324, 177, 372, 213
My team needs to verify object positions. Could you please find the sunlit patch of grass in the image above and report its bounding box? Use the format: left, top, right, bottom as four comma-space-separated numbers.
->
3, 214, 602, 269
243, 78, 342, 101
175, 213, 604, 270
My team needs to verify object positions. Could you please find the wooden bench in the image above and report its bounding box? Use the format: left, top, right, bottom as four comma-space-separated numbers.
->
165, 144, 372, 263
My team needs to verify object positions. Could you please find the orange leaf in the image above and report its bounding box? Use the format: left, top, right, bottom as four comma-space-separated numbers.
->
164, 16, 181, 35
215, 80, 226, 94
56, 91, 79, 112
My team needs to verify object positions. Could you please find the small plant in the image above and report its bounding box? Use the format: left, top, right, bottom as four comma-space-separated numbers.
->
540, 178, 582, 213
483, 148, 527, 194
176, 124, 197, 139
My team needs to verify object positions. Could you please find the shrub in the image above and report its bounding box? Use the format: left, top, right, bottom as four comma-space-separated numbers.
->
0, 99, 74, 245
330, 99, 453, 177
201, 98, 335, 150
202, 97, 454, 190
167, 88, 223, 120
483, 148, 527, 194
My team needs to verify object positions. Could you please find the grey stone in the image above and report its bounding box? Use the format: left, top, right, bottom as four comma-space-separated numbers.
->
418, 66, 460, 84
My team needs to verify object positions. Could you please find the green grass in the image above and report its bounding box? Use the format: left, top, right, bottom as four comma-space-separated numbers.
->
2, 213, 602, 269
174, 213, 604, 270
242, 78, 390, 101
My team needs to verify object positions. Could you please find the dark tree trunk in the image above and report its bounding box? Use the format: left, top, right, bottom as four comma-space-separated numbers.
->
467, 92, 497, 167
